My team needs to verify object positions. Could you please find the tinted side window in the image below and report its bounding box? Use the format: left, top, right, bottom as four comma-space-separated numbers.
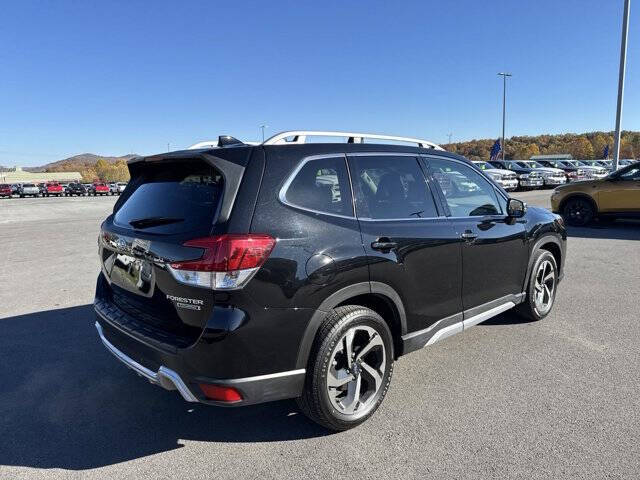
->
429, 158, 503, 217
284, 156, 353, 216
349, 155, 438, 219
619, 165, 640, 180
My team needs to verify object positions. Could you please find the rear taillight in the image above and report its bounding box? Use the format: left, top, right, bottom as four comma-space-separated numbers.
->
168, 234, 275, 290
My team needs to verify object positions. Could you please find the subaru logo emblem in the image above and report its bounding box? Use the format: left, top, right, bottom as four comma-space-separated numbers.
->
116, 238, 127, 250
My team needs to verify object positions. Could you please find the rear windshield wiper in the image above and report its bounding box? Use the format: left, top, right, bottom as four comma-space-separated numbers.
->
128, 216, 185, 229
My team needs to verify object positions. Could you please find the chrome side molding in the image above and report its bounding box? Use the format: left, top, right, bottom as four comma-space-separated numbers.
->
401, 294, 525, 353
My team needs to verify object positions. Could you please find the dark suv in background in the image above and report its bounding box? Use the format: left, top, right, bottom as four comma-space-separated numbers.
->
94, 131, 566, 430
66, 182, 87, 196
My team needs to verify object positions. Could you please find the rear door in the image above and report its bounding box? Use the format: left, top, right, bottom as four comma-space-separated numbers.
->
425, 156, 528, 313
598, 164, 640, 212
347, 153, 462, 336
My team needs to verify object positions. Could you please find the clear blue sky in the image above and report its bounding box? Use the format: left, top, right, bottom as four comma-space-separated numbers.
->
1, 0, 637, 166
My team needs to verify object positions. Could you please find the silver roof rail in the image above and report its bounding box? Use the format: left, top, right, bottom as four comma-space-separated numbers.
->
262, 130, 444, 150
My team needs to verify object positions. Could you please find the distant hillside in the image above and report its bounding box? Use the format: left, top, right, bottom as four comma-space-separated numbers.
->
19, 153, 137, 182
26, 153, 137, 173
444, 130, 640, 161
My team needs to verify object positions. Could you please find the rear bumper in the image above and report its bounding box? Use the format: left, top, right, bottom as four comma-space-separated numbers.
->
94, 301, 307, 406
96, 321, 199, 402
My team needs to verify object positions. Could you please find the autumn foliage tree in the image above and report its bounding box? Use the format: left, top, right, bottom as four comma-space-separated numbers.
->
44, 154, 132, 183
444, 130, 640, 161
568, 137, 594, 160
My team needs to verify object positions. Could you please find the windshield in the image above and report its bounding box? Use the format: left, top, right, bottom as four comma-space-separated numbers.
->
609, 163, 640, 180
521, 161, 544, 168
23, 183, 35, 187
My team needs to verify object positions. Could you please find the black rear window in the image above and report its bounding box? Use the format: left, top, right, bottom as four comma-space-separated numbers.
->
114, 161, 223, 234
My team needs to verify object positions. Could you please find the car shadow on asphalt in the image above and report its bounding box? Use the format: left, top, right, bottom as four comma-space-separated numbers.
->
0, 305, 330, 471
566, 220, 640, 240
478, 310, 535, 326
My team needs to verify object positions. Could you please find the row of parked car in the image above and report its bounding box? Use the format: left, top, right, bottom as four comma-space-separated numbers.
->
472, 159, 636, 191
0, 181, 127, 198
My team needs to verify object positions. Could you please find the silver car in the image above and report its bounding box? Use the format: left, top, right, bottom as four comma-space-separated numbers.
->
18, 183, 40, 198
570, 160, 608, 179
516, 161, 567, 187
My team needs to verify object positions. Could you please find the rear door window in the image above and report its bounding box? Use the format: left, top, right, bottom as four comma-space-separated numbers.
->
349, 155, 438, 219
282, 156, 353, 216
114, 161, 223, 234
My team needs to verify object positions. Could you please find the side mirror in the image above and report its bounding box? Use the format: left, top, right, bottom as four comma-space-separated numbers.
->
507, 198, 527, 218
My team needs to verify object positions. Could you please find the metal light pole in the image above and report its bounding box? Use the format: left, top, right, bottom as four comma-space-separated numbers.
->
260, 125, 268, 143
498, 72, 512, 160
613, 0, 631, 171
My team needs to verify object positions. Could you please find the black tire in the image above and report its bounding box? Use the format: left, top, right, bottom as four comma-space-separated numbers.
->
20, 194, 24, 198
297, 305, 394, 431
562, 197, 594, 226
515, 250, 558, 322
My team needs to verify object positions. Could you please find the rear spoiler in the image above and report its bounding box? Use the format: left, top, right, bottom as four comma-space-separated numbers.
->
116, 149, 248, 224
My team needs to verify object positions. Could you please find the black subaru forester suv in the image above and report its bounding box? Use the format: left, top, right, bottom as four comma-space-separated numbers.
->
94, 131, 566, 430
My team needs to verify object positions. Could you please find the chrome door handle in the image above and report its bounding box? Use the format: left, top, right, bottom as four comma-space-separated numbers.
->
461, 231, 478, 242
371, 237, 398, 252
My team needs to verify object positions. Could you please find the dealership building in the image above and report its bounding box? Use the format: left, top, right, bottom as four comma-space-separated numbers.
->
0, 166, 82, 184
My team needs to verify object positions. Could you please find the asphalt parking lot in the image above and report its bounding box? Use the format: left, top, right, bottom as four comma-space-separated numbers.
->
1, 192, 639, 479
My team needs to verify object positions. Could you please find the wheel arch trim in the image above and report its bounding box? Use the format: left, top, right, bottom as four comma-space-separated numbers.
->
523, 234, 564, 291
294, 282, 407, 370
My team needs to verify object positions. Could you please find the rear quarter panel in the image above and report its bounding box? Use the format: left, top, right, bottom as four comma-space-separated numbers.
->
246, 146, 370, 310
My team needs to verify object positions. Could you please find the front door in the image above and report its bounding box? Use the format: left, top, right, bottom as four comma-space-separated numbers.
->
347, 154, 462, 336
598, 165, 640, 212
425, 157, 528, 313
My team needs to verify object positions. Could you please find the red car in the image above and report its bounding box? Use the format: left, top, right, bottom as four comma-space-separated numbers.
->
91, 183, 111, 196
0, 184, 12, 197
44, 182, 64, 197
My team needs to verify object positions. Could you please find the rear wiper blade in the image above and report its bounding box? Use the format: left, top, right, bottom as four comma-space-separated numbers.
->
128, 216, 184, 229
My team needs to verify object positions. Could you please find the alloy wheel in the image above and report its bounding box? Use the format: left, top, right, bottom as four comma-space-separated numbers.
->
326, 325, 386, 418
565, 199, 592, 225
534, 259, 556, 315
